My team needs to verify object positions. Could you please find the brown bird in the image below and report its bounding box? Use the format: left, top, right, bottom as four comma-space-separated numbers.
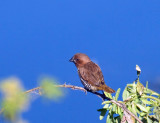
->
69, 53, 115, 94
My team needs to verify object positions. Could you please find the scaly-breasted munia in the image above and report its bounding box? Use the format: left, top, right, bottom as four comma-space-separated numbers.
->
69, 53, 115, 93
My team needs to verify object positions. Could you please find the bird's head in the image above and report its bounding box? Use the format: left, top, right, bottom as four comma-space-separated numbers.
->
69, 53, 91, 67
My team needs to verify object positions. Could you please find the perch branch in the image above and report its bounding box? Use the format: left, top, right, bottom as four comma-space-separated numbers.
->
1, 83, 142, 123
109, 99, 142, 123
25, 84, 87, 94
25, 83, 142, 123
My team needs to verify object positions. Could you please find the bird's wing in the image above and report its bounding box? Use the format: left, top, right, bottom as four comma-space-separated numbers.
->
78, 62, 105, 87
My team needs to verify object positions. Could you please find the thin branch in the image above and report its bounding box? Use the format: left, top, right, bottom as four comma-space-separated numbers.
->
110, 99, 142, 123
25, 87, 41, 94
1, 83, 143, 123
121, 110, 133, 123
25, 83, 142, 123
25, 84, 87, 94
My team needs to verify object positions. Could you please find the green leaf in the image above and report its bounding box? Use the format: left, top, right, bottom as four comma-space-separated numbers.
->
117, 107, 122, 117
147, 116, 152, 123
131, 103, 138, 116
97, 109, 104, 112
136, 104, 148, 112
141, 99, 153, 105
115, 106, 118, 114
99, 109, 107, 120
135, 98, 141, 103
122, 87, 129, 100
140, 112, 147, 117
127, 84, 134, 87
132, 82, 137, 92
115, 116, 121, 123
144, 88, 159, 96
103, 103, 110, 109
146, 107, 152, 112
115, 88, 121, 101
146, 81, 148, 89
135, 106, 141, 114
98, 103, 111, 120
112, 104, 116, 112
102, 101, 111, 105
113, 96, 115, 100
104, 92, 112, 99
106, 114, 111, 123
137, 81, 144, 95
106, 112, 112, 123
149, 115, 159, 123
142, 95, 160, 103
127, 105, 132, 111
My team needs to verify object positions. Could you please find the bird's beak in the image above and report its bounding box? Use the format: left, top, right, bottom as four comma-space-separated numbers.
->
69, 57, 74, 62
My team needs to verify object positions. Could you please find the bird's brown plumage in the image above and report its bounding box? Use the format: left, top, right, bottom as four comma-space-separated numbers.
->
69, 53, 115, 93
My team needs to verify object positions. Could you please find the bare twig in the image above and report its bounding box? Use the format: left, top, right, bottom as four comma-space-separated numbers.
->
55, 84, 87, 93
25, 87, 41, 94
122, 110, 133, 123
25, 84, 87, 94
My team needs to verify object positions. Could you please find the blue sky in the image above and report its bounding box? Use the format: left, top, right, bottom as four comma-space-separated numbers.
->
0, 0, 160, 123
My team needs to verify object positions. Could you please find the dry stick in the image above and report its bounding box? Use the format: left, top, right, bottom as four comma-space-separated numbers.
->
121, 111, 132, 123
25, 84, 142, 123
2, 84, 143, 123
25, 84, 87, 94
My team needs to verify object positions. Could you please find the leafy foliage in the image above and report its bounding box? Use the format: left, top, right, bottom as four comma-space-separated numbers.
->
0, 77, 63, 122
0, 78, 29, 121
98, 65, 160, 123
40, 78, 63, 101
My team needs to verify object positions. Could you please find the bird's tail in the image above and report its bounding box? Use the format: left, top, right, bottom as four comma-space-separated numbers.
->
103, 85, 115, 93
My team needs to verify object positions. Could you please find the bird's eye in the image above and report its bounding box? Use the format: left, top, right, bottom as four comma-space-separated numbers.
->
76, 59, 79, 61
